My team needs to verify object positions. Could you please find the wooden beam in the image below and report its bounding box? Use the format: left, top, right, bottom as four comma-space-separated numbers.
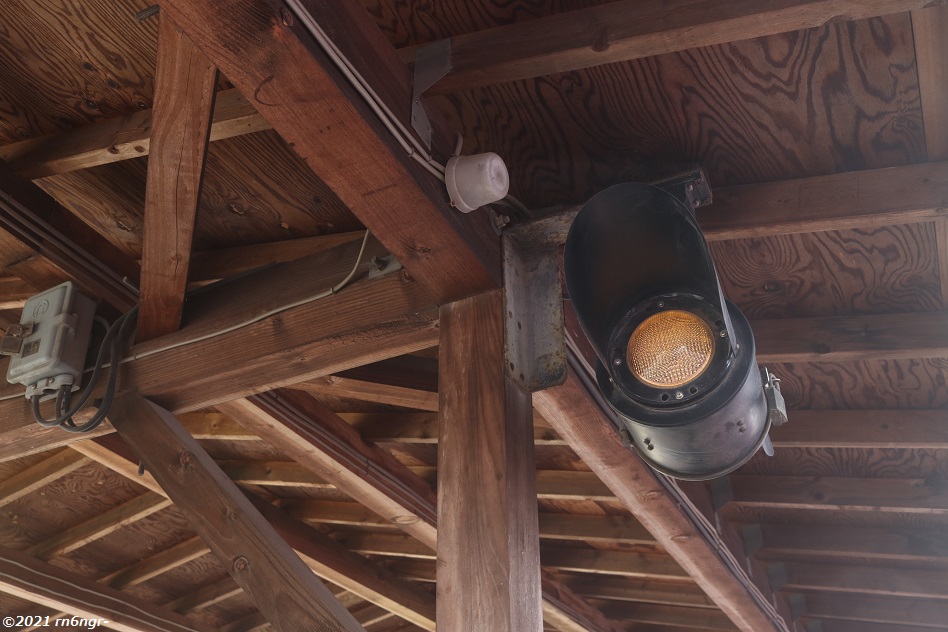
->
533, 370, 795, 632
338, 412, 566, 445
108, 392, 364, 631
594, 600, 736, 631
159, 0, 500, 304
137, 14, 217, 340
815, 621, 947, 632
0, 450, 88, 508
769, 409, 948, 449
0, 238, 439, 462
165, 576, 242, 614
729, 475, 948, 513
0, 275, 34, 309
217, 391, 621, 632
0, 544, 216, 632
755, 523, 948, 563
397, 0, 931, 92
103, 536, 210, 589
291, 376, 438, 412
26, 492, 172, 560
189, 232, 364, 285
79, 425, 437, 630
782, 562, 948, 599
218, 390, 440, 542
247, 493, 437, 630
0, 160, 138, 310
702, 161, 948, 240
282, 499, 655, 544
0, 89, 268, 180
804, 594, 948, 628
561, 576, 716, 609
752, 311, 948, 363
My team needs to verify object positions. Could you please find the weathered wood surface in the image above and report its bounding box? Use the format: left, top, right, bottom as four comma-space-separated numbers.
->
0, 544, 216, 632
137, 15, 217, 340
158, 0, 501, 303
396, 0, 934, 93
0, 89, 268, 180
109, 392, 365, 632
533, 371, 795, 632
437, 290, 543, 632
0, 239, 439, 461
0, 160, 139, 309
418, 13, 923, 207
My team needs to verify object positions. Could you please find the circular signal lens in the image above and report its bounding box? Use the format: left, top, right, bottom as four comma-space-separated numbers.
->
627, 310, 714, 388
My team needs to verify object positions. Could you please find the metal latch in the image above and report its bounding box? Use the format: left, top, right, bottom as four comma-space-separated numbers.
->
761, 367, 788, 427
0, 323, 33, 357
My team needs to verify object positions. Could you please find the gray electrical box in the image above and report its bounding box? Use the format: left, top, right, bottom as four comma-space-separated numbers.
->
5, 281, 96, 400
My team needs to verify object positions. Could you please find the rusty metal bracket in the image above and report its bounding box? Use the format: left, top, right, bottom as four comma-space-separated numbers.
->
502, 209, 576, 393
411, 38, 451, 151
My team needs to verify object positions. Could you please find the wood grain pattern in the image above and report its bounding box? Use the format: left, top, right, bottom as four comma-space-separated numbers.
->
437, 290, 543, 632
712, 224, 941, 319
783, 561, 948, 599
160, 0, 501, 303
0, 450, 88, 508
0, 88, 269, 179
768, 409, 948, 449
0, 544, 216, 632
753, 311, 948, 363
0, 0, 159, 145
804, 593, 948, 628
137, 14, 217, 340
768, 358, 948, 409
427, 14, 923, 208
701, 161, 948, 241
533, 372, 794, 632
399, 0, 933, 93
728, 474, 948, 513
109, 393, 364, 632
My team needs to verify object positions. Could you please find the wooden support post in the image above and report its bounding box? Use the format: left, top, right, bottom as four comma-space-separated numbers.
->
138, 14, 217, 340
437, 290, 543, 632
108, 392, 364, 632
0, 544, 215, 632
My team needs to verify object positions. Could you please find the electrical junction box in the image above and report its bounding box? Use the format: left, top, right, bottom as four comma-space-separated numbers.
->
5, 281, 96, 400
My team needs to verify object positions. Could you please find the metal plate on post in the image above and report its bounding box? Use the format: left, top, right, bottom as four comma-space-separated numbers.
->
503, 214, 572, 393
411, 38, 451, 151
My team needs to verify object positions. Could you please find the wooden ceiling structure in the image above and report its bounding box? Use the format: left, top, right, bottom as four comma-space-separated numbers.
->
0, 0, 947, 631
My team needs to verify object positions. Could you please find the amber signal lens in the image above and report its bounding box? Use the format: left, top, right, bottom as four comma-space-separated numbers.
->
626, 310, 714, 388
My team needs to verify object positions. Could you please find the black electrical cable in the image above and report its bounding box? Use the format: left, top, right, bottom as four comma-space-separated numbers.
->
30, 306, 138, 433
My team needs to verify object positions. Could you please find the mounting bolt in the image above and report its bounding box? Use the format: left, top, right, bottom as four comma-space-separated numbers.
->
371, 256, 387, 272
675, 391, 684, 400
280, 7, 294, 26
232, 556, 250, 574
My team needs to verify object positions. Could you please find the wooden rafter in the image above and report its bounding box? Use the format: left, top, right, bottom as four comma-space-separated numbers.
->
109, 392, 364, 632
158, 0, 501, 304
216, 391, 622, 632
397, 0, 931, 92
0, 89, 268, 180
137, 14, 217, 340
0, 238, 439, 461
0, 450, 88, 508
533, 370, 797, 632
0, 545, 215, 632
0, 160, 139, 310
75, 433, 436, 629
755, 523, 948, 563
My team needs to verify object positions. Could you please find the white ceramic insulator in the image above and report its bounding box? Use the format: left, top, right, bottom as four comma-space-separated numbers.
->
444, 152, 510, 213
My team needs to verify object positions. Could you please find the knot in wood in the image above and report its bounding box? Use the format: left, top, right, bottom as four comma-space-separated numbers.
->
232, 555, 250, 574
178, 451, 194, 468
